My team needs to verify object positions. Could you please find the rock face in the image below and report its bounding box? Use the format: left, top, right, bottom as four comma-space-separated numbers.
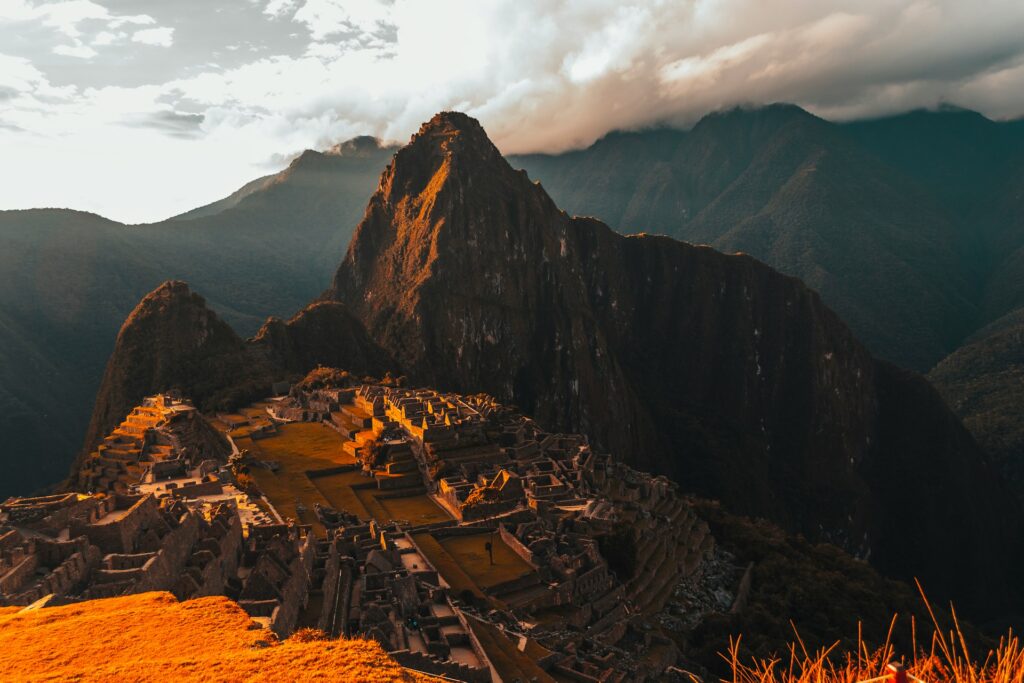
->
512, 105, 985, 371
251, 301, 395, 375
330, 112, 1022, 618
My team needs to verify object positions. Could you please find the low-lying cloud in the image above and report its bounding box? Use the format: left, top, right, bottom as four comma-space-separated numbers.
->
2, 0, 1024, 222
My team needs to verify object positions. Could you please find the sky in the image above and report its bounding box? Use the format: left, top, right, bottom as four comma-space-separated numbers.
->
3, 0, 1024, 223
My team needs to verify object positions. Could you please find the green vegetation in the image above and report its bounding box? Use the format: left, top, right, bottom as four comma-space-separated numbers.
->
929, 307, 1024, 497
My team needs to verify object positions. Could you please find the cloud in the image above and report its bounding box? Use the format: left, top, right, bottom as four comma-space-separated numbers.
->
290, 0, 394, 40
0, 1, 154, 38
53, 42, 97, 58
92, 30, 123, 46
3, 0, 1024, 223
121, 110, 205, 138
132, 26, 174, 47
264, 0, 300, 19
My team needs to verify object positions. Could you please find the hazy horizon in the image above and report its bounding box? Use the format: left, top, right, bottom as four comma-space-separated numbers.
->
4, 0, 1024, 223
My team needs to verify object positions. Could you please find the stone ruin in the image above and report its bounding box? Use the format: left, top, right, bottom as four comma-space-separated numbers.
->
226, 522, 316, 638
2, 380, 745, 682
0, 492, 241, 607
332, 520, 492, 683
274, 381, 722, 681
2, 394, 318, 645
78, 394, 230, 494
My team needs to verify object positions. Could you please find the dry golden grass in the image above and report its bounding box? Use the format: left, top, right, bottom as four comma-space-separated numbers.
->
0, 592, 434, 682
723, 583, 1024, 683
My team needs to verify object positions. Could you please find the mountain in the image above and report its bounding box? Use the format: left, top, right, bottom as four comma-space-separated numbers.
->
6, 103, 1024, 513
511, 105, 1024, 371
328, 111, 1023, 619
74, 281, 393, 483
0, 140, 394, 498
929, 307, 1024, 495
844, 106, 1024, 220
250, 300, 396, 375
77, 281, 266, 469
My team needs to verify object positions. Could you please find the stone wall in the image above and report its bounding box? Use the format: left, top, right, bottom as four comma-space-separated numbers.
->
316, 541, 342, 633
187, 513, 242, 598
389, 650, 490, 683
71, 495, 159, 555
269, 533, 316, 638
0, 535, 101, 605
498, 524, 538, 568
0, 551, 38, 595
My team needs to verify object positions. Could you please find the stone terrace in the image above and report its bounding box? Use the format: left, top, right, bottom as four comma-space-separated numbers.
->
78, 394, 230, 495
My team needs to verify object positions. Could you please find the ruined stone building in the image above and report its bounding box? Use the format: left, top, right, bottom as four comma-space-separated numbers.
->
332, 520, 492, 683
227, 523, 315, 638
276, 381, 719, 681
78, 394, 230, 494
0, 492, 241, 607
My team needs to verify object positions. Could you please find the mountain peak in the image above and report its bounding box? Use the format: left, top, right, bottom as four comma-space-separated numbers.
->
325, 135, 387, 157
334, 111, 557, 302
74, 280, 251, 481
417, 110, 491, 142
375, 110, 517, 208
123, 280, 208, 326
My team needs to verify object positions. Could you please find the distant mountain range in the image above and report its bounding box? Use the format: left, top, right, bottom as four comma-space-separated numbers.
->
79, 112, 1023, 622
2, 104, 1024, 511
511, 104, 1024, 371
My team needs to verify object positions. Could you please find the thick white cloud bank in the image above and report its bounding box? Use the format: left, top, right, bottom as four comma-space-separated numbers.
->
2, 0, 1024, 223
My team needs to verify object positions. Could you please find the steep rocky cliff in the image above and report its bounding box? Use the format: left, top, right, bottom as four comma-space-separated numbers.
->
331, 112, 1022, 618
512, 105, 985, 371
250, 300, 396, 375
